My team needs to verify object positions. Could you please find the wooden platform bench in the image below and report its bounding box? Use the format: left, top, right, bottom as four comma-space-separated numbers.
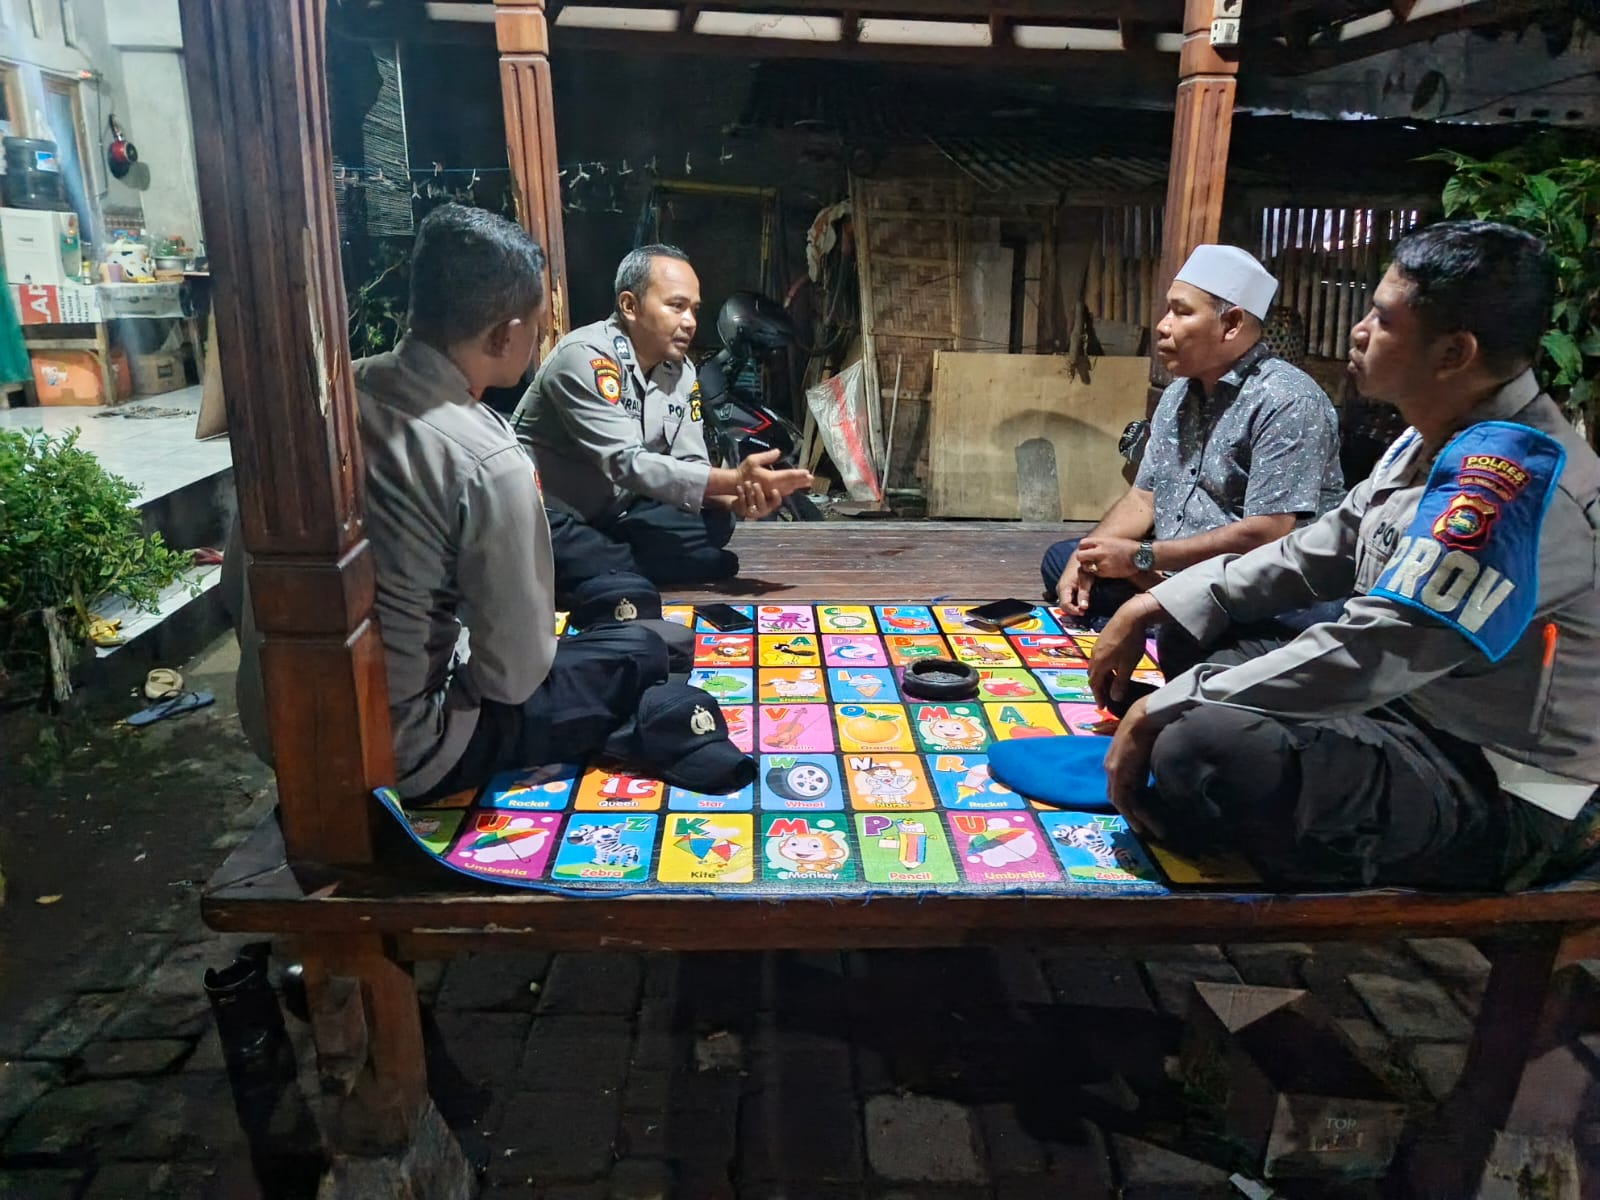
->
206, 818, 1600, 1197
177, 1, 1600, 1193
202, 524, 1600, 1199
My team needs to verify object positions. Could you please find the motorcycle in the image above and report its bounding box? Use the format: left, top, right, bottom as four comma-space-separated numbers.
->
696, 291, 823, 522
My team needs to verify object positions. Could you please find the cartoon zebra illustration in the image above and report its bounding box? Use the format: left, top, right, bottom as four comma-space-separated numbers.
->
1051, 822, 1136, 872
566, 823, 641, 867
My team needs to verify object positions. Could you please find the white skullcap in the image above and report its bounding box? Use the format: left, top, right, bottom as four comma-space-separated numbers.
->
1174, 245, 1279, 321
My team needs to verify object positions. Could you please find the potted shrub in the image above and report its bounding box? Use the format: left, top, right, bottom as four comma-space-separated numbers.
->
0, 429, 191, 704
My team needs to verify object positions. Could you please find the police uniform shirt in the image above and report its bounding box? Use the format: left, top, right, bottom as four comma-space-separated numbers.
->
1145, 369, 1600, 819
358, 337, 557, 798
513, 316, 711, 524
1135, 342, 1345, 538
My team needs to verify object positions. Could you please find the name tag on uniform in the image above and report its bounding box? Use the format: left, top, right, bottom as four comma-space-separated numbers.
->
1371, 421, 1566, 661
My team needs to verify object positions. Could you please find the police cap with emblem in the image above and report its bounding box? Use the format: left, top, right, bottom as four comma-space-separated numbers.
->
568, 572, 663, 630
603, 681, 756, 794
1174, 244, 1279, 322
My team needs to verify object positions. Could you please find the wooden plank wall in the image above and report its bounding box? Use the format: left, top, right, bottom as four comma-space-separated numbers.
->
853, 176, 1432, 496
1087, 204, 1163, 336
927, 352, 1149, 520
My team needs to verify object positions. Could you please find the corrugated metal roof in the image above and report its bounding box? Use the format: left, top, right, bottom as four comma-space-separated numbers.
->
927, 136, 1169, 193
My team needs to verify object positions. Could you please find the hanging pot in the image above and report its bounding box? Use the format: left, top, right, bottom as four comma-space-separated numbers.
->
106, 114, 138, 180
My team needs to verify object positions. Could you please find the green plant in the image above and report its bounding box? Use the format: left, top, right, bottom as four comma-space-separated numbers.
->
1425, 138, 1600, 423
0, 429, 191, 697
348, 246, 408, 358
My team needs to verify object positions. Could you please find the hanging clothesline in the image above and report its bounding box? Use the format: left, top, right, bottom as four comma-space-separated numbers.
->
331, 147, 734, 190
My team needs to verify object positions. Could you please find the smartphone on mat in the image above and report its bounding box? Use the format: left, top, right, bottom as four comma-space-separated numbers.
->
966, 598, 1037, 630
698, 603, 754, 632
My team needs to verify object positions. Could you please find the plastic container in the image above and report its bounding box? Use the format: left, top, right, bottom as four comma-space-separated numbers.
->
30, 347, 130, 406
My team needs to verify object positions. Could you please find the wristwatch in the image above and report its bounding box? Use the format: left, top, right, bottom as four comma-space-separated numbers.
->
1132, 540, 1156, 572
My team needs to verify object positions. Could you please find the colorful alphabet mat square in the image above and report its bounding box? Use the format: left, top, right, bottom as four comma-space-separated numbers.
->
377, 602, 1175, 899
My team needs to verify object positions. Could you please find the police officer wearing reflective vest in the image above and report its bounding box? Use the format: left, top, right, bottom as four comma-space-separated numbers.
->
1089, 221, 1600, 891
513, 244, 812, 587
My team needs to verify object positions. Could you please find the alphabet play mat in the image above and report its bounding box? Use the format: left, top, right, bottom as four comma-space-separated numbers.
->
376, 602, 1193, 899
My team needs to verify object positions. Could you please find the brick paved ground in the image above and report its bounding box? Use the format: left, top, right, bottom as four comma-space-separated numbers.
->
2, 637, 1597, 1199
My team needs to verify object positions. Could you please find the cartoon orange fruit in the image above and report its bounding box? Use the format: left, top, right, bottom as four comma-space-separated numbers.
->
846, 713, 900, 744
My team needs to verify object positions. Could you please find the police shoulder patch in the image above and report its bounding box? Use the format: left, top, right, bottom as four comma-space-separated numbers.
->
1371, 420, 1566, 661
590, 356, 622, 404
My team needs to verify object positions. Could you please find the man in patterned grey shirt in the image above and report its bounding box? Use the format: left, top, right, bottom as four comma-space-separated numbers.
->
1040, 245, 1344, 666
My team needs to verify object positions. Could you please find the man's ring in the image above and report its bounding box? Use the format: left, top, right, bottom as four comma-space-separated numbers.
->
1086, 562, 1098, 574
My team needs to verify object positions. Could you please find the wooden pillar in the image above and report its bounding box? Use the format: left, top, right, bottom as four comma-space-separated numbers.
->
1395, 930, 1567, 1195
180, 0, 393, 870
496, 0, 569, 354
1151, 0, 1238, 392
181, 8, 467, 1195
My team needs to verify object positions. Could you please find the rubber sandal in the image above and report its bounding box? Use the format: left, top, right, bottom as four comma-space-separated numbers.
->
125, 689, 214, 727
190, 547, 224, 566
144, 667, 184, 701
88, 617, 125, 647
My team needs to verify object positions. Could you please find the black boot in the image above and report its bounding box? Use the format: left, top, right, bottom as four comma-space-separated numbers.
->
204, 944, 325, 1197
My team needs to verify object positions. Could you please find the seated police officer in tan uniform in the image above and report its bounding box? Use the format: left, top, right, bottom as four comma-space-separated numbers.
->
1090, 221, 1600, 892
512, 245, 811, 587
225, 207, 751, 802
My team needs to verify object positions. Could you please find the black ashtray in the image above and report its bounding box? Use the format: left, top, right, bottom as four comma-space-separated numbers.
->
901, 658, 979, 701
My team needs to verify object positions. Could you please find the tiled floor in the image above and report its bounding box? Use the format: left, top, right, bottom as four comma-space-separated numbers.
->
0, 387, 231, 505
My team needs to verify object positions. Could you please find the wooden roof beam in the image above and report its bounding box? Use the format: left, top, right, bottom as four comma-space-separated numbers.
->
1282, 0, 1555, 73
1119, 17, 1155, 50
548, 21, 1178, 77
537, 0, 1179, 18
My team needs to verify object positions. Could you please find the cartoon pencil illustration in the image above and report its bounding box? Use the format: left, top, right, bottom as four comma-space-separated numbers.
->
897, 819, 926, 869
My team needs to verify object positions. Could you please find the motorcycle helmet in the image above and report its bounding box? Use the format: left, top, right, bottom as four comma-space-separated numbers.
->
716, 291, 795, 358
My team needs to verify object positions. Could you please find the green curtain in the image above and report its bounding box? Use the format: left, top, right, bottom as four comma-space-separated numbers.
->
0, 289, 30, 385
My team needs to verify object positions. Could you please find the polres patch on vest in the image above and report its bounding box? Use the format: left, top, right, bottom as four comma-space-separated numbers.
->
1371, 420, 1565, 661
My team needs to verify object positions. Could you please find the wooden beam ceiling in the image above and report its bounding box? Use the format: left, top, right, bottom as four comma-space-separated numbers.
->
548, 21, 1179, 80
546, 0, 1178, 18
435, 0, 1568, 73
1276, 0, 1558, 73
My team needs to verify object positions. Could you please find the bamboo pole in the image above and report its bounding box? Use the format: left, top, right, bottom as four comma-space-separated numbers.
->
1295, 208, 1313, 334
1308, 209, 1328, 357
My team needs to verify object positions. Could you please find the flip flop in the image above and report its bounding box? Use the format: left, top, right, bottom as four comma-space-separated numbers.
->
88, 617, 125, 647
125, 689, 215, 727
144, 667, 184, 701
